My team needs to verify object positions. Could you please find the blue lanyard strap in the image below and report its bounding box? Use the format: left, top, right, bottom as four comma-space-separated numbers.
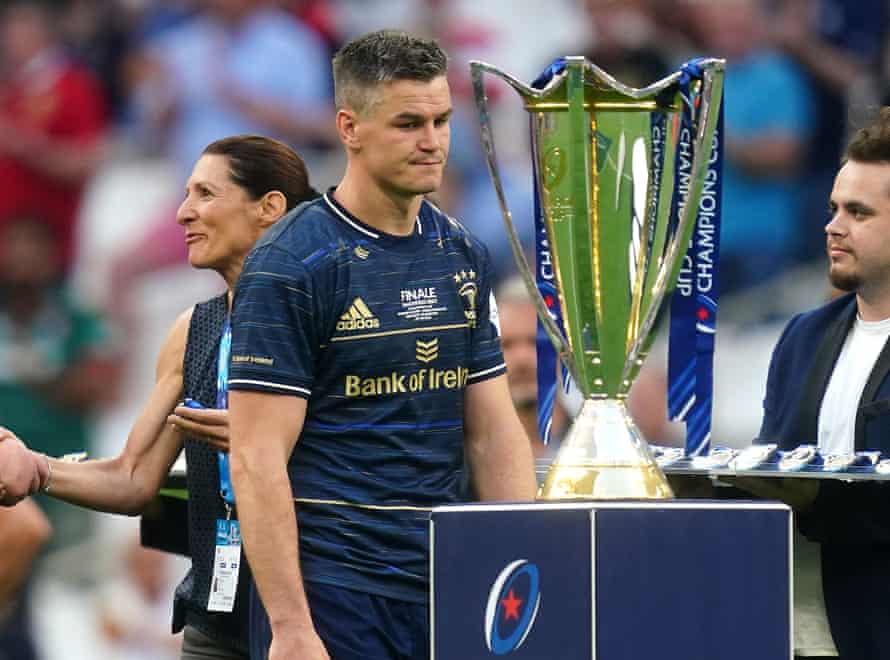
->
216, 318, 235, 508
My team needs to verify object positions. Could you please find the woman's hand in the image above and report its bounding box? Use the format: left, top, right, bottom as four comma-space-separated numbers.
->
167, 405, 229, 452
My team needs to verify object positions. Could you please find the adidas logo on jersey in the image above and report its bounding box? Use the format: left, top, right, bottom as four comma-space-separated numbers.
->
337, 297, 381, 331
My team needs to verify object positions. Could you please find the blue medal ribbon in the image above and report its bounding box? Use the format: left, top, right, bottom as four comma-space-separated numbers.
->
531, 59, 571, 446
667, 58, 724, 456
216, 318, 235, 508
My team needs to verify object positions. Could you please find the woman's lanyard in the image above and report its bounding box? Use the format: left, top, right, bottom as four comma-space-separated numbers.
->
216, 318, 235, 517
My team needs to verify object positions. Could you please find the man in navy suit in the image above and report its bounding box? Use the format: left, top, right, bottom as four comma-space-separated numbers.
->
758, 107, 890, 660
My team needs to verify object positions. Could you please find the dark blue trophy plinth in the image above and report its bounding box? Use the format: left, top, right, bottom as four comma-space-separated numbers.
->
430, 501, 791, 660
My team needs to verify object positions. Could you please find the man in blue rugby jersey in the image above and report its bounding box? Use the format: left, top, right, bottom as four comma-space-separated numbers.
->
226, 30, 538, 660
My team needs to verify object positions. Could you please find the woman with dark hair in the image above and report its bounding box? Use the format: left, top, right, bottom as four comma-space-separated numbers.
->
0, 134, 317, 660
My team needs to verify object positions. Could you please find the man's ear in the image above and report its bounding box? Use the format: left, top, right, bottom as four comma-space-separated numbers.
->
258, 190, 287, 227
336, 108, 360, 149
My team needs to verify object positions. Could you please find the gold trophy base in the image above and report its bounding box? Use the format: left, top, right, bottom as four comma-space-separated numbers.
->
538, 399, 674, 500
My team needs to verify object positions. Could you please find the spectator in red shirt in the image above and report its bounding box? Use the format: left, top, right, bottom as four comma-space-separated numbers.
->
0, 0, 108, 273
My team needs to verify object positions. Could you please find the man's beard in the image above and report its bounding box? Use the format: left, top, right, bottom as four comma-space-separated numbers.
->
828, 264, 860, 292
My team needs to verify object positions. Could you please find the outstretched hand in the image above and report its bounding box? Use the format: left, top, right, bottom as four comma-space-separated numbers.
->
167, 405, 230, 451
0, 427, 49, 505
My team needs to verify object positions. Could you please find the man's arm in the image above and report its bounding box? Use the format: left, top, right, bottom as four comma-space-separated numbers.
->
0, 124, 108, 184
769, 0, 879, 97
217, 86, 337, 147
464, 374, 537, 501
228, 390, 329, 660
726, 134, 805, 178
0, 65, 107, 186
0, 310, 192, 513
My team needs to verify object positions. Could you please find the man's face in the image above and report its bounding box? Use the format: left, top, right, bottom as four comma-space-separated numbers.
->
499, 300, 539, 410
0, 6, 50, 69
826, 160, 890, 295
0, 219, 57, 290
687, 0, 761, 60
347, 76, 451, 199
201, 0, 257, 23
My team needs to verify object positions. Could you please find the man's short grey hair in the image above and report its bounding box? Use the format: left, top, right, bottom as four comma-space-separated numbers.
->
332, 30, 448, 115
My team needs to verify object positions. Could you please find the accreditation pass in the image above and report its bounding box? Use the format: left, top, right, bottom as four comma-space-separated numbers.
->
207, 519, 242, 612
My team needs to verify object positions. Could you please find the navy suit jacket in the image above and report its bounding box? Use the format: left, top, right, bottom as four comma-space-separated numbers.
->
759, 292, 890, 658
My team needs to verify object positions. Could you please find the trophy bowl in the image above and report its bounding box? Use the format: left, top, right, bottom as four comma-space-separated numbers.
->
471, 56, 724, 499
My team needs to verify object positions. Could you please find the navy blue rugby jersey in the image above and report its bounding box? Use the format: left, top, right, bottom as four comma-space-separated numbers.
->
228, 192, 505, 603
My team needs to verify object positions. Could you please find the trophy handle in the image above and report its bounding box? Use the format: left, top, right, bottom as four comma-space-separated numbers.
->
469, 60, 578, 384
620, 61, 725, 385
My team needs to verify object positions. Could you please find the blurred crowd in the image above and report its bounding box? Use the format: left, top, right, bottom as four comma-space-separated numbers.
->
0, 0, 888, 658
